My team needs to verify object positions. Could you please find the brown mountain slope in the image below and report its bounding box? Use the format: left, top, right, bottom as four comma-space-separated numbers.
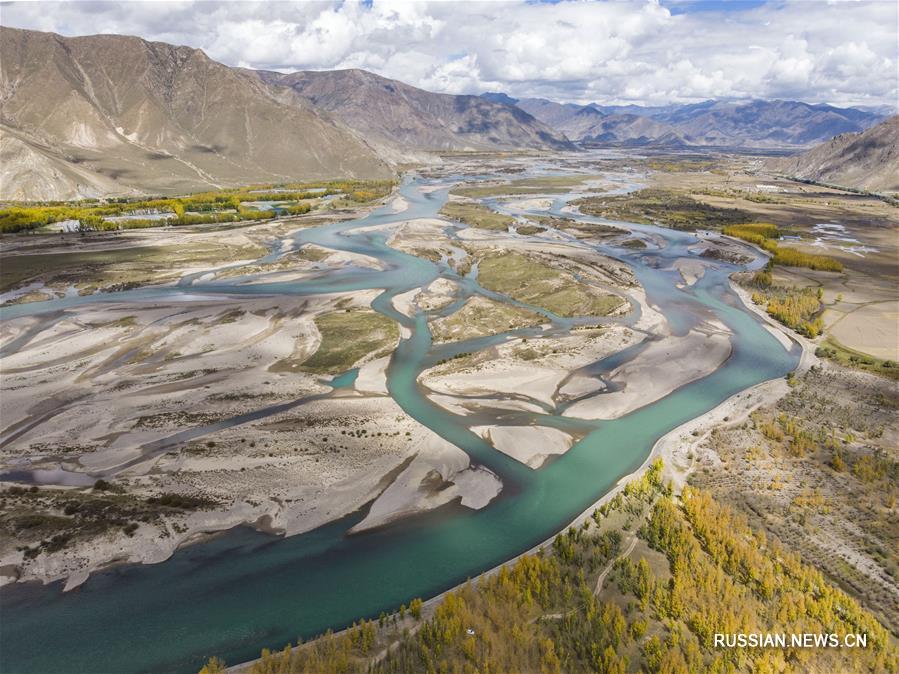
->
655, 99, 884, 147
0, 27, 390, 201
254, 69, 575, 156
768, 115, 899, 193
516, 98, 685, 146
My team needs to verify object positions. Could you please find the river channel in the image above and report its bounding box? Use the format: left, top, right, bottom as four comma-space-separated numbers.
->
0, 167, 798, 673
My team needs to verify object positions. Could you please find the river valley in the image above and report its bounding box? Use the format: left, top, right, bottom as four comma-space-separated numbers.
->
0, 155, 799, 673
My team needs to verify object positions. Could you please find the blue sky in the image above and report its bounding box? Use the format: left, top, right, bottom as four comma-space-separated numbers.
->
1, 0, 895, 107
660, 0, 769, 14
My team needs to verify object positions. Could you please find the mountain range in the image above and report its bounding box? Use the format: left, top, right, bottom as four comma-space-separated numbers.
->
0, 26, 892, 201
0, 27, 395, 201
511, 98, 686, 146
0, 27, 564, 200
766, 115, 899, 193
490, 95, 887, 148
251, 69, 573, 161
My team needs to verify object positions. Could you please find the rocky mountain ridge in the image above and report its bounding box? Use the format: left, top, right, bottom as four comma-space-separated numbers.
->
766, 115, 899, 193
505, 95, 886, 148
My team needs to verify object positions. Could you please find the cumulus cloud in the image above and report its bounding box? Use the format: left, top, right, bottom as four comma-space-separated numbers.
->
1, 0, 895, 108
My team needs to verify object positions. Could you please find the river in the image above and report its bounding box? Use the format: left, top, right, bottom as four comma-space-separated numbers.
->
0, 167, 798, 673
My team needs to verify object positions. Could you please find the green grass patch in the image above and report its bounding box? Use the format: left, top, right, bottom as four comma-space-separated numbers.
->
299, 310, 398, 374
817, 338, 899, 380
541, 287, 624, 317
452, 175, 599, 199
575, 188, 752, 231
477, 253, 625, 317
515, 225, 542, 236
430, 297, 542, 343
619, 238, 647, 249
645, 158, 717, 172
452, 185, 566, 198
538, 216, 622, 239
298, 246, 331, 262
439, 201, 515, 231
511, 175, 600, 189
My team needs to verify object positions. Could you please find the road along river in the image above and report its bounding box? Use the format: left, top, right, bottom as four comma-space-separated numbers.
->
0, 169, 798, 673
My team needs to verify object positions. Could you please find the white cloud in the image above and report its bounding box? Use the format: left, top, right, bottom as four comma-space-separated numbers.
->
1, 0, 895, 108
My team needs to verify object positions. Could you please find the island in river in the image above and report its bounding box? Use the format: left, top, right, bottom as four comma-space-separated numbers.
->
0, 151, 807, 673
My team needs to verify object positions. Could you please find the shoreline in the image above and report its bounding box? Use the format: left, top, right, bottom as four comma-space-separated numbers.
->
227, 274, 811, 672
0, 193, 413, 592
2, 169, 820, 671
2, 267, 813, 594
0, 411, 496, 592
227, 379, 804, 673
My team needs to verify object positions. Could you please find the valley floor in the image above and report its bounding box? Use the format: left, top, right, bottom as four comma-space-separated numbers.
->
0, 149, 896, 674
0, 159, 648, 588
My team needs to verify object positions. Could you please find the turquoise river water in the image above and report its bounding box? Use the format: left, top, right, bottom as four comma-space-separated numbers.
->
0, 170, 798, 673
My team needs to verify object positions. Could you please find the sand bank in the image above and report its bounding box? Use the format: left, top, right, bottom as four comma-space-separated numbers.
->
563, 324, 732, 420
673, 258, 706, 286
351, 432, 501, 532
421, 326, 641, 415
472, 425, 575, 468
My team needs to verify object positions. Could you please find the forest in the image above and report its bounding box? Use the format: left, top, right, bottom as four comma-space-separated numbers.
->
200, 459, 896, 673
0, 180, 395, 233
748, 271, 824, 338
691, 364, 899, 634
722, 224, 843, 272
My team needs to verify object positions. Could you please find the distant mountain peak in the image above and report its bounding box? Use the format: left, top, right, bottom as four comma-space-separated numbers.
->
513, 94, 884, 149
480, 92, 520, 106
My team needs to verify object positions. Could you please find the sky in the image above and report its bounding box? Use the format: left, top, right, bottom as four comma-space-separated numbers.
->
1, 0, 896, 108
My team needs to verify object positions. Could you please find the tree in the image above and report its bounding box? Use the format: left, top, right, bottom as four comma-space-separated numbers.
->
199, 656, 225, 674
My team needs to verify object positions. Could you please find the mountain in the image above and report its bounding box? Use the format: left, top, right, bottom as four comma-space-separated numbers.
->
855, 104, 899, 117
589, 103, 683, 117
573, 113, 687, 146
515, 98, 685, 146
480, 92, 519, 106
502, 95, 884, 148
767, 115, 899, 193
514, 98, 590, 130
0, 27, 390, 201
1, 25, 887, 202
254, 69, 575, 157
647, 99, 884, 147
